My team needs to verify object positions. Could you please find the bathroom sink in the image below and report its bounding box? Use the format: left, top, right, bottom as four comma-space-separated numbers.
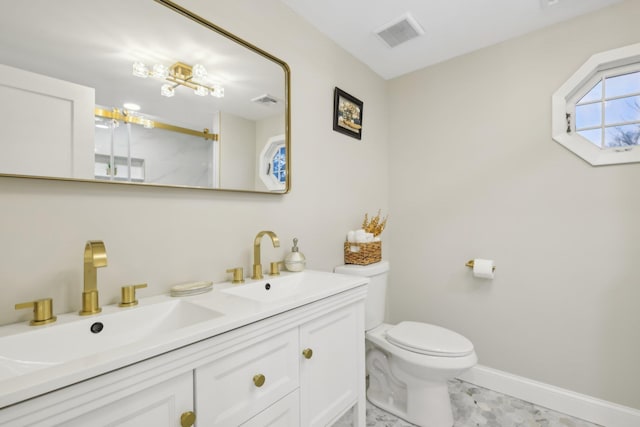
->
0, 298, 223, 380
220, 272, 332, 303
221, 273, 319, 303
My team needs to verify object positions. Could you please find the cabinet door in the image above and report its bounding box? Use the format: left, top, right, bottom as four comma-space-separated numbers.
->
240, 390, 299, 427
299, 304, 364, 427
59, 371, 194, 427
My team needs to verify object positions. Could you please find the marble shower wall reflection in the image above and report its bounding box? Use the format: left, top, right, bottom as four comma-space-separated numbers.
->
94, 119, 218, 188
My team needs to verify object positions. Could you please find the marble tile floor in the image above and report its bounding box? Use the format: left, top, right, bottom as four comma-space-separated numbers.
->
349, 379, 603, 427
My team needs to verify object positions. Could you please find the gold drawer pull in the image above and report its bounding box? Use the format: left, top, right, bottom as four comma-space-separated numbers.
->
253, 373, 266, 387
180, 411, 196, 427
302, 348, 313, 359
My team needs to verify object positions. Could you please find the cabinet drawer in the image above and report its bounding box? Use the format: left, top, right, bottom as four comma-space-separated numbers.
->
195, 328, 299, 426
240, 390, 300, 427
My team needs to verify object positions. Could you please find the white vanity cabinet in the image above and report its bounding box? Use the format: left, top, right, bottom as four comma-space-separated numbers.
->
0, 280, 367, 427
195, 302, 366, 427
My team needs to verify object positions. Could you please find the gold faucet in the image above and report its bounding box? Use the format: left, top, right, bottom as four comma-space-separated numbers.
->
252, 231, 280, 280
80, 240, 108, 316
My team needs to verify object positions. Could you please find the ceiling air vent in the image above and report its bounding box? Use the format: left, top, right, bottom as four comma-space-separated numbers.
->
375, 13, 424, 48
251, 94, 280, 106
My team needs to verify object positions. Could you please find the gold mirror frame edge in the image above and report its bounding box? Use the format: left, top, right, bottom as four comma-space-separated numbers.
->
0, 0, 291, 195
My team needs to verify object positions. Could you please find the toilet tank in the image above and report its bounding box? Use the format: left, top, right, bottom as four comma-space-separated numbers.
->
334, 260, 389, 331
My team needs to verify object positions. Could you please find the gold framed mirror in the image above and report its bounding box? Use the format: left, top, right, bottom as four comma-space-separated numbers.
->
0, 0, 290, 193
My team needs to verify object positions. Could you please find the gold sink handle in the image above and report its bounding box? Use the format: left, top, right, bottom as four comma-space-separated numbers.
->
119, 283, 147, 307
226, 267, 245, 284
15, 298, 57, 326
269, 261, 284, 276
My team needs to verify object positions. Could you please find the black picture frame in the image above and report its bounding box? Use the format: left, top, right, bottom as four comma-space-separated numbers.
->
333, 87, 363, 140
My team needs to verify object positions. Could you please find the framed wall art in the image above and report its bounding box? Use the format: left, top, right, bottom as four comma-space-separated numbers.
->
333, 87, 363, 140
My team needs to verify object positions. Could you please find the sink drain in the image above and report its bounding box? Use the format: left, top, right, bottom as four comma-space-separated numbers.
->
90, 322, 104, 334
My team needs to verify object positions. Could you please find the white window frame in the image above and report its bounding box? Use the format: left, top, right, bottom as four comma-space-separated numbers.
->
552, 42, 640, 165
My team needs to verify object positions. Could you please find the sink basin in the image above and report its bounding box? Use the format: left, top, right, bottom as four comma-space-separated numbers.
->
220, 272, 331, 303
0, 299, 222, 381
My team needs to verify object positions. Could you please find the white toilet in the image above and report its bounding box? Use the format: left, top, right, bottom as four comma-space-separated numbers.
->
334, 260, 477, 427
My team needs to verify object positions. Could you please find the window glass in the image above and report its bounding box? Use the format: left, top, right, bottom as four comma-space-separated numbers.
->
578, 81, 602, 104
577, 129, 601, 147
575, 103, 601, 129
605, 71, 640, 99
605, 96, 640, 125
272, 146, 286, 183
605, 124, 640, 147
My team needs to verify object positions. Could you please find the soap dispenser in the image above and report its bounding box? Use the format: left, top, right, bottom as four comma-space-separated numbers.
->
284, 238, 306, 272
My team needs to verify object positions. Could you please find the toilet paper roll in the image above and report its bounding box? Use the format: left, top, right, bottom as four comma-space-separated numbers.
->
473, 258, 495, 279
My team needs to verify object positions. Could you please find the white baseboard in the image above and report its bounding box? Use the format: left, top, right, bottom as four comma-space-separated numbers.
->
457, 365, 640, 427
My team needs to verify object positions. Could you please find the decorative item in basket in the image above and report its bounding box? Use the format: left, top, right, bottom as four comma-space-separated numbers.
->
344, 210, 388, 265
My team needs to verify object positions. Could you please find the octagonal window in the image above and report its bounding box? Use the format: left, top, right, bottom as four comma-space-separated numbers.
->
552, 42, 640, 165
259, 134, 286, 192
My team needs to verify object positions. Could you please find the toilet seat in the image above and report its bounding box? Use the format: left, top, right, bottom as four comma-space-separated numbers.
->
385, 321, 474, 357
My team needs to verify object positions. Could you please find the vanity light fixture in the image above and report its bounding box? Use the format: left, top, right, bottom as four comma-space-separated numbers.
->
132, 61, 225, 98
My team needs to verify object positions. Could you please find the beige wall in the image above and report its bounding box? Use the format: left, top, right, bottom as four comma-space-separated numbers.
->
0, 0, 389, 328
388, 0, 640, 409
220, 111, 256, 190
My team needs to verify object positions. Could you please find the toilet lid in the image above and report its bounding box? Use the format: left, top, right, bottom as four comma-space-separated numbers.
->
385, 321, 474, 357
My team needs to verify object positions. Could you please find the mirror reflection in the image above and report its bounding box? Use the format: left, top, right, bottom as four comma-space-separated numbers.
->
0, 0, 290, 193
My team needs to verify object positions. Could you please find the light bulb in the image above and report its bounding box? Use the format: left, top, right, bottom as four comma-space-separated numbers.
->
152, 64, 169, 79
132, 62, 149, 78
192, 64, 207, 79
123, 102, 140, 111
194, 85, 209, 96
161, 84, 175, 97
211, 85, 225, 98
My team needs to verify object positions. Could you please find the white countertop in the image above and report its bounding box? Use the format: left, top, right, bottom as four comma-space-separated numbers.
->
0, 270, 368, 409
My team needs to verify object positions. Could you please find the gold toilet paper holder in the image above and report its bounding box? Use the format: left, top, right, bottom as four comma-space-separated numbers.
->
465, 259, 496, 272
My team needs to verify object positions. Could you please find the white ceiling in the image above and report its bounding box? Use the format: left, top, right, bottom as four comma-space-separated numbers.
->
280, 0, 624, 80
0, 0, 286, 126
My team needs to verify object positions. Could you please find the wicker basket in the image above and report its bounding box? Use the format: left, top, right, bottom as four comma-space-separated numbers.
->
344, 241, 382, 265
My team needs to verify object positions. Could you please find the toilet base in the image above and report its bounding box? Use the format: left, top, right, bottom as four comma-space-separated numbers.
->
364, 323, 476, 427
367, 379, 453, 427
